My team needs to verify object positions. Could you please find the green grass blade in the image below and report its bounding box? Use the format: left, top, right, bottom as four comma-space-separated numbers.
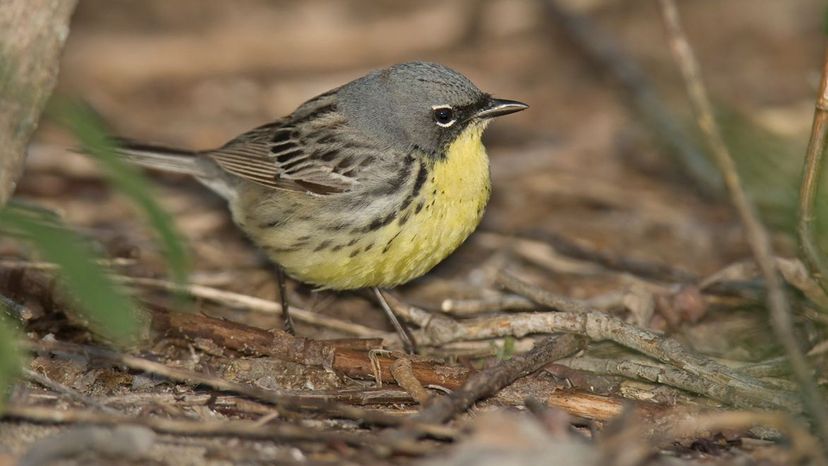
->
49, 100, 190, 285
0, 207, 140, 343
0, 316, 22, 410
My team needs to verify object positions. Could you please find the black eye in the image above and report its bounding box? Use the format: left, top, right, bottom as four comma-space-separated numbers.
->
433, 107, 455, 126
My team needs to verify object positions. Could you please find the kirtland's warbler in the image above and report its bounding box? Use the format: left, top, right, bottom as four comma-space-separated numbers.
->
117, 62, 527, 348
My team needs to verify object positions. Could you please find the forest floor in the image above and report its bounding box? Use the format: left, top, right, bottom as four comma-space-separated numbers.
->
2, 0, 828, 464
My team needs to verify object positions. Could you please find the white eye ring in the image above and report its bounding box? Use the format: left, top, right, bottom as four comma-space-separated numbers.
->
432, 104, 457, 128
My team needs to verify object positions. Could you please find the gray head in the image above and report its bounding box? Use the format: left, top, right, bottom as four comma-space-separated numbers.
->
337, 62, 527, 157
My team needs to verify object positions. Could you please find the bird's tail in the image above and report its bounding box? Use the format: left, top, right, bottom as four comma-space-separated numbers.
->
112, 139, 237, 202
113, 140, 210, 178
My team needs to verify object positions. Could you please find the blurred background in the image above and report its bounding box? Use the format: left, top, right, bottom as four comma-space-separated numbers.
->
16, 0, 827, 332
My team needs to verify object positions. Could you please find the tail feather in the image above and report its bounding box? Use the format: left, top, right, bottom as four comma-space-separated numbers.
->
112, 139, 237, 202
114, 139, 209, 177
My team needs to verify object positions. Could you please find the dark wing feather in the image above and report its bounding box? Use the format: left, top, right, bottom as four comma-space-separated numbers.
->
207, 92, 366, 195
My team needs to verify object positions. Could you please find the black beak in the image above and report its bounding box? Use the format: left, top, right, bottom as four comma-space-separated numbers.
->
474, 98, 528, 119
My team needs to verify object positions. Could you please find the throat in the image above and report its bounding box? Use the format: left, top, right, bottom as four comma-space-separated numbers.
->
433, 122, 492, 208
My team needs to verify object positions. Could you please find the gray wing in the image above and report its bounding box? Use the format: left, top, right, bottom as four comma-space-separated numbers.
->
207, 93, 372, 195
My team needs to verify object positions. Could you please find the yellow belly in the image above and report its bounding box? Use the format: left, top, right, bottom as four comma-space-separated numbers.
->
279, 123, 491, 289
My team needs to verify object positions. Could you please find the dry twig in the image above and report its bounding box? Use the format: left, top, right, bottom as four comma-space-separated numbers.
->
546, 391, 628, 422
497, 272, 798, 410
497, 271, 593, 314
798, 49, 828, 294
658, 0, 828, 447
1, 404, 429, 456
441, 293, 537, 315
557, 356, 759, 407
148, 307, 471, 390
25, 339, 457, 439
23, 368, 120, 415
414, 334, 586, 425
121, 275, 385, 338
381, 334, 585, 451
390, 358, 431, 405
2, 267, 474, 391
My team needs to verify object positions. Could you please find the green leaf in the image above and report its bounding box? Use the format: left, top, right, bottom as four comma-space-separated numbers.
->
0, 315, 22, 410
48, 99, 190, 285
492, 336, 516, 361
718, 105, 828, 246
825, 6, 828, 36
0, 207, 140, 343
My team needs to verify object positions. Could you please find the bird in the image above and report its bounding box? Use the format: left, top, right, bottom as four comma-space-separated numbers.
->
115, 61, 527, 352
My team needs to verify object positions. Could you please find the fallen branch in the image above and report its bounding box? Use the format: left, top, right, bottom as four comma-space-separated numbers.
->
544, 390, 658, 423
417, 334, 585, 424
545, 363, 712, 407
149, 307, 471, 390
382, 334, 586, 449
496, 272, 798, 410
557, 356, 748, 406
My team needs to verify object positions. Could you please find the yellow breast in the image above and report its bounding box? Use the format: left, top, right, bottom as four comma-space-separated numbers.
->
280, 122, 491, 289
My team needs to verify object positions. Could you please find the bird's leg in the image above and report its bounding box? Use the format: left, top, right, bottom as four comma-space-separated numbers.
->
373, 287, 417, 354
275, 265, 295, 334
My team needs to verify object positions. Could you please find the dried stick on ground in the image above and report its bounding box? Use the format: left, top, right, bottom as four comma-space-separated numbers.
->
496, 271, 593, 314
541, 0, 721, 196
7, 261, 384, 337
122, 275, 385, 338
798, 49, 828, 294
441, 293, 537, 315
149, 308, 471, 389
2, 405, 430, 456
509, 374, 674, 421
658, 0, 828, 448
381, 334, 585, 449
390, 358, 431, 405
23, 368, 120, 415
557, 356, 750, 406
495, 272, 798, 410
3, 267, 471, 389
414, 334, 585, 424
545, 391, 627, 422
25, 339, 458, 439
